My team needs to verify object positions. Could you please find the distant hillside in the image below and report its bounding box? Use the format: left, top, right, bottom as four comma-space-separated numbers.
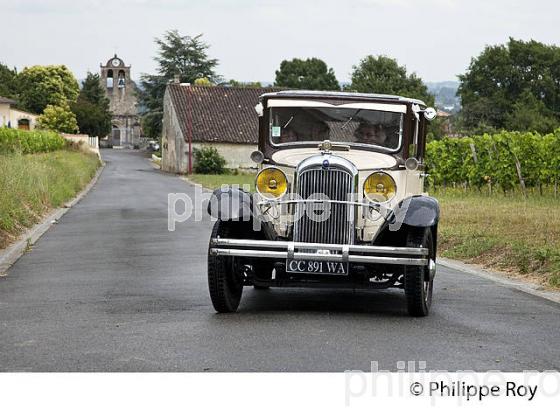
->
426, 81, 461, 112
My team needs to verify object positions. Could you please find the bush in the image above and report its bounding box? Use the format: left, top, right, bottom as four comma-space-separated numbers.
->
37, 103, 79, 134
193, 146, 226, 174
0, 127, 66, 154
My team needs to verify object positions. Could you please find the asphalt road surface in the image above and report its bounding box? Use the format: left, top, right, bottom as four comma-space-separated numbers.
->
1, 150, 559, 372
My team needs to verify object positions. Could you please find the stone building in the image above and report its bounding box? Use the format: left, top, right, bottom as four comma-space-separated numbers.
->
161, 84, 281, 173
100, 54, 142, 147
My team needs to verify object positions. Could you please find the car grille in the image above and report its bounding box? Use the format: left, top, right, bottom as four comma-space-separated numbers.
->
293, 167, 355, 245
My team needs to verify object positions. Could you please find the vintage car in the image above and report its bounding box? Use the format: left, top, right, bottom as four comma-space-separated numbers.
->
207, 90, 439, 316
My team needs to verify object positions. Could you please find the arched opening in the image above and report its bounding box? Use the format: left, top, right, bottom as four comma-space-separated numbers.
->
107, 70, 114, 88
111, 124, 121, 146
118, 70, 125, 88
18, 118, 30, 130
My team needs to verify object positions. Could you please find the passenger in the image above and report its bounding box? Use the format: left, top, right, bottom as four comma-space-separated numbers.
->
354, 123, 388, 146
280, 128, 299, 143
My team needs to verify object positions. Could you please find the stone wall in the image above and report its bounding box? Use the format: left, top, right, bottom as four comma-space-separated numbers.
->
161, 90, 186, 173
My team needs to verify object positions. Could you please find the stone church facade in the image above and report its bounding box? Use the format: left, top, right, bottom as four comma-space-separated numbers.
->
100, 55, 142, 147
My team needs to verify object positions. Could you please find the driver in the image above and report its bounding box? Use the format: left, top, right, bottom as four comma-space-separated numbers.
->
280, 128, 299, 143
354, 123, 388, 146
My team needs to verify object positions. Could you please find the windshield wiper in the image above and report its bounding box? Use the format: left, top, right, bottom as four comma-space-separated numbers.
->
283, 116, 294, 128
341, 109, 361, 130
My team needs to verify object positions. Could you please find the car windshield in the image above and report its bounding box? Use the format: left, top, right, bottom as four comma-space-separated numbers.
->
269, 106, 404, 150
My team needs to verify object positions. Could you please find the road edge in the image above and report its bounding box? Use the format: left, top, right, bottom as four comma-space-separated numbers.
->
438, 257, 560, 305
0, 161, 106, 276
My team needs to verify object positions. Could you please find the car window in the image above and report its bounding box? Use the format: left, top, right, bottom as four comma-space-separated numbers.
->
269, 107, 403, 150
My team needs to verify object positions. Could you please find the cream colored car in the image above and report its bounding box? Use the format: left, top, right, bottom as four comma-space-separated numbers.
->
207, 91, 439, 316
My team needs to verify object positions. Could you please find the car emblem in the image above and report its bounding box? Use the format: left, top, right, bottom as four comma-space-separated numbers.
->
322, 159, 330, 169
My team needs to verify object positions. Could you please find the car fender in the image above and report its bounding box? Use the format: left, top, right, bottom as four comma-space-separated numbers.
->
207, 187, 277, 240
392, 195, 440, 229
372, 195, 439, 244
207, 187, 253, 221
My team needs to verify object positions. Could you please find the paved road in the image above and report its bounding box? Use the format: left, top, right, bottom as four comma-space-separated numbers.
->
1, 150, 559, 371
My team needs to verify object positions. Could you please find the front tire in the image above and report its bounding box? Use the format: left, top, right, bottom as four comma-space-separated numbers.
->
208, 221, 243, 313
404, 227, 435, 317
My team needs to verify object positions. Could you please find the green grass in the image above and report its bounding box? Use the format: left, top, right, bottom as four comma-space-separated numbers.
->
434, 189, 560, 288
187, 172, 256, 191
0, 150, 101, 249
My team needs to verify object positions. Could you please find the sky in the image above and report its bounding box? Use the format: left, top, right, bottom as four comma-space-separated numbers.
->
1, 0, 558, 84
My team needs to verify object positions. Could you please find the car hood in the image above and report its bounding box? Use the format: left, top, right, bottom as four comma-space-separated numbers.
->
271, 148, 398, 170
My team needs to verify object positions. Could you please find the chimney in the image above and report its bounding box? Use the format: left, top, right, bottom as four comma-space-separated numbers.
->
173, 74, 180, 84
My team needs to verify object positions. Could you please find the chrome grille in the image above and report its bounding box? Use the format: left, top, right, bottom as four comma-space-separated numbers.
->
293, 167, 355, 245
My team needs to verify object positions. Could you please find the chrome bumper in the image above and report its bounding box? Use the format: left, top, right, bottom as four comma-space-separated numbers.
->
209, 238, 429, 266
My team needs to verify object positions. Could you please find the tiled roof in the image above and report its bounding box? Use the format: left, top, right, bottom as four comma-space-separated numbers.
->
0, 96, 16, 105
167, 84, 283, 144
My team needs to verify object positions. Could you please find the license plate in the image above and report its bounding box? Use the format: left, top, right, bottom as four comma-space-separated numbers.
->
286, 259, 349, 275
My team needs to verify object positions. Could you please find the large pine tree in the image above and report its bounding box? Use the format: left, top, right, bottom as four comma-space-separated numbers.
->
138, 30, 219, 138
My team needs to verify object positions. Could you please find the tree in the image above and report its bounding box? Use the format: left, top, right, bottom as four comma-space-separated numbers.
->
458, 38, 560, 132
274, 58, 339, 90
17, 65, 79, 114
227, 79, 263, 88
0, 63, 18, 99
194, 77, 213, 86
37, 103, 78, 133
504, 89, 558, 134
138, 30, 219, 138
349, 55, 434, 106
80, 72, 108, 107
71, 73, 112, 137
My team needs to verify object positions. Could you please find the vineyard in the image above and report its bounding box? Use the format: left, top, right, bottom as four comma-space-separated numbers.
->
0, 128, 66, 154
426, 130, 560, 287
426, 129, 560, 196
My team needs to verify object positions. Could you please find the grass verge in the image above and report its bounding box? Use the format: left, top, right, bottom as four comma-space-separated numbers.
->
187, 172, 255, 191
0, 150, 101, 249
435, 189, 560, 288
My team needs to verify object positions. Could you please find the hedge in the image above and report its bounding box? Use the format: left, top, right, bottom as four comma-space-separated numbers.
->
0, 127, 66, 154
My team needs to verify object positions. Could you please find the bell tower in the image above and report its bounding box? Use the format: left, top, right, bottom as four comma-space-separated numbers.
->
100, 54, 141, 147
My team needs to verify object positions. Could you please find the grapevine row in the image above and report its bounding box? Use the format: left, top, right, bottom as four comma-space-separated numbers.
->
425, 130, 560, 194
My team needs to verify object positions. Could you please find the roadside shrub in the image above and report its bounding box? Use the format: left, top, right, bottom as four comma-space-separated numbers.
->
193, 146, 226, 174
0, 127, 66, 154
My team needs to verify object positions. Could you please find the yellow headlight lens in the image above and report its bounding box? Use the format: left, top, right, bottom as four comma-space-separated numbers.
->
256, 167, 288, 198
364, 172, 396, 202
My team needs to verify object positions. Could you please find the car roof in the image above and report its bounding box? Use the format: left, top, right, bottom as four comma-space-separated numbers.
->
260, 90, 426, 106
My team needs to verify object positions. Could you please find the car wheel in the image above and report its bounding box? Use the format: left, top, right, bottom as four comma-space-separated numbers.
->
208, 221, 243, 313
404, 227, 435, 317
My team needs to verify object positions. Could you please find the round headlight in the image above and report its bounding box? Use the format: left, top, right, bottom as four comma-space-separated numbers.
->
364, 172, 396, 203
256, 167, 288, 198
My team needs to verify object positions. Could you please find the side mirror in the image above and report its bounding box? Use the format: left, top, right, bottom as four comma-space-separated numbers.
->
254, 103, 264, 117
250, 150, 265, 164
423, 107, 437, 121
